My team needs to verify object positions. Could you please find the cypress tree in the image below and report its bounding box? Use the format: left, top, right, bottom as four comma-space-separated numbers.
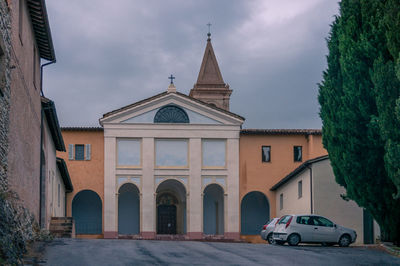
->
319, 0, 400, 245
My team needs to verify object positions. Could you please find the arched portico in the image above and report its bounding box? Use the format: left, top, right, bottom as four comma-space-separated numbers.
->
241, 191, 270, 235
118, 183, 140, 235
156, 179, 187, 235
203, 184, 224, 235
72, 190, 102, 234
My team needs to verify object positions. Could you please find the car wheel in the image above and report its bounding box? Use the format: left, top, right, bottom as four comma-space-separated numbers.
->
288, 234, 300, 246
339, 234, 351, 247
267, 234, 274, 244
275, 240, 285, 245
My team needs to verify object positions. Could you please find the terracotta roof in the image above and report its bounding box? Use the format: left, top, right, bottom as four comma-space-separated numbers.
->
101, 91, 245, 122
56, 157, 73, 192
61, 127, 104, 131
41, 97, 65, 151
270, 155, 329, 191
240, 129, 322, 135
26, 0, 55, 61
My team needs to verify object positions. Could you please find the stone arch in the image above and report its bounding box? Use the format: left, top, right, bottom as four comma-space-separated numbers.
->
203, 184, 224, 235
118, 183, 140, 235
240, 191, 270, 235
72, 190, 102, 234
156, 179, 187, 234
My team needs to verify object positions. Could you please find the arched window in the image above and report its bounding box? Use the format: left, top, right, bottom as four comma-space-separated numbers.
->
154, 105, 189, 123
118, 183, 140, 235
203, 184, 224, 235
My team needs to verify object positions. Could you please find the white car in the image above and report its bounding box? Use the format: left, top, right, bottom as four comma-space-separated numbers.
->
272, 214, 357, 247
260, 218, 279, 244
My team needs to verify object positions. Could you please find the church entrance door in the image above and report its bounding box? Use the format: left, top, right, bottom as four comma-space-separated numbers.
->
156, 179, 187, 235
157, 205, 177, 234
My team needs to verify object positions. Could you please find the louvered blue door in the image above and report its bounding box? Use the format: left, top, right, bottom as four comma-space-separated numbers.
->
72, 190, 102, 234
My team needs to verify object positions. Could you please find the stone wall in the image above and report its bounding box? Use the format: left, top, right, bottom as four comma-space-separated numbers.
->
0, 0, 12, 195
0, 1, 40, 264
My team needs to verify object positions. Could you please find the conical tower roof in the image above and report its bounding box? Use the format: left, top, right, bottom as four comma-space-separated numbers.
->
190, 33, 232, 111
196, 38, 225, 85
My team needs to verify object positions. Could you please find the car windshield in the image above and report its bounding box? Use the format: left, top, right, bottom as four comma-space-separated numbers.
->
278, 215, 292, 224
268, 218, 278, 225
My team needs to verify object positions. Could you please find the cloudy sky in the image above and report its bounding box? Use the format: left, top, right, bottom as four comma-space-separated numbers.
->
43, 0, 339, 129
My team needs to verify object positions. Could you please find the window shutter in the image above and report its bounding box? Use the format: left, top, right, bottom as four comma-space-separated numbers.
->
85, 144, 91, 160
68, 144, 74, 160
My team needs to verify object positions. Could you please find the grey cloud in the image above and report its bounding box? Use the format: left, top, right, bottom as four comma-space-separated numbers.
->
43, 0, 338, 128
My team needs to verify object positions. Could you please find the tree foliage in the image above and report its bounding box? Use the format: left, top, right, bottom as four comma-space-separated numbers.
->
319, 0, 400, 244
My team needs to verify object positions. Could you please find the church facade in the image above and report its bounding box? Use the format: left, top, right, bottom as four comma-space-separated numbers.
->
99, 88, 244, 239
57, 35, 331, 241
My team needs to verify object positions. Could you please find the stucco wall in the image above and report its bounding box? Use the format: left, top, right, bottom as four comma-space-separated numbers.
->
57, 129, 104, 231
312, 159, 365, 244
43, 117, 66, 228
239, 133, 327, 220
7, 0, 42, 220
54, 166, 66, 217
275, 169, 311, 218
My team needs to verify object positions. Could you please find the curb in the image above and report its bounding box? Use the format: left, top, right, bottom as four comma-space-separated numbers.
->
379, 243, 400, 258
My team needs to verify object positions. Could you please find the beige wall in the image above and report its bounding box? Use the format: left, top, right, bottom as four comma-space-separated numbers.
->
43, 117, 66, 228
53, 167, 66, 218
274, 158, 380, 245
312, 159, 369, 244
275, 169, 311, 218
7, 0, 42, 221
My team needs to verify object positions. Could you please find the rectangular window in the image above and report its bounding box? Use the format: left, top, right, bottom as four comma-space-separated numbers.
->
57, 183, 60, 207
117, 139, 141, 167
156, 139, 188, 167
202, 139, 226, 167
298, 180, 302, 198
294, 146, 302, 162
69, 144, 91, 160
18, 0, 23, 45
262, 146, 271, 162
280, 193, 283, 210
75, 144, 85, 160
33, 45, 36, 89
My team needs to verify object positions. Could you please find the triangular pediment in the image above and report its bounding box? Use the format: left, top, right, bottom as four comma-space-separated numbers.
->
99, 92, 244, 126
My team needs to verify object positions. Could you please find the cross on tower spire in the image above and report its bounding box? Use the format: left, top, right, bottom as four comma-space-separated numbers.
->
168, 74, 175, 84
207, 22, 212, 40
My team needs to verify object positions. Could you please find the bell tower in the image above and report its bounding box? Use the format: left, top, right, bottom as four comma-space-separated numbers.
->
189, 31, 232, 111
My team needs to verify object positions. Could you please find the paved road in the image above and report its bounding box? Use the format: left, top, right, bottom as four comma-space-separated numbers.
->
41, 238, 400, 266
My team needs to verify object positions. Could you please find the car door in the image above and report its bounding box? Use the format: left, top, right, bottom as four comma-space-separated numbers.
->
312, 216, 337, 242
295, 216, 315, 242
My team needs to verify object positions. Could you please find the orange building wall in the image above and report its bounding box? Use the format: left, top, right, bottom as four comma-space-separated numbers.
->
239, 132, 327, 241
56, 129, 104, 235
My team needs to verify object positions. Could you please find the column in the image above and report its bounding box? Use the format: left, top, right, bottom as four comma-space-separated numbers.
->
141, 137, 155, 238
104, 136, 117, 238
225, 138, 240, 240
187, 138, 202, 239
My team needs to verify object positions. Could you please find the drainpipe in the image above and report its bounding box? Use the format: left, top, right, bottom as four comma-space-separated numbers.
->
39, 60, 56, 228
40, 60, 56, 97
306, 165, 313, 214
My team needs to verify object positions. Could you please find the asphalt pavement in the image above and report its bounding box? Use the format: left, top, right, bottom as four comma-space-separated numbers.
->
40, 238, 400, 266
